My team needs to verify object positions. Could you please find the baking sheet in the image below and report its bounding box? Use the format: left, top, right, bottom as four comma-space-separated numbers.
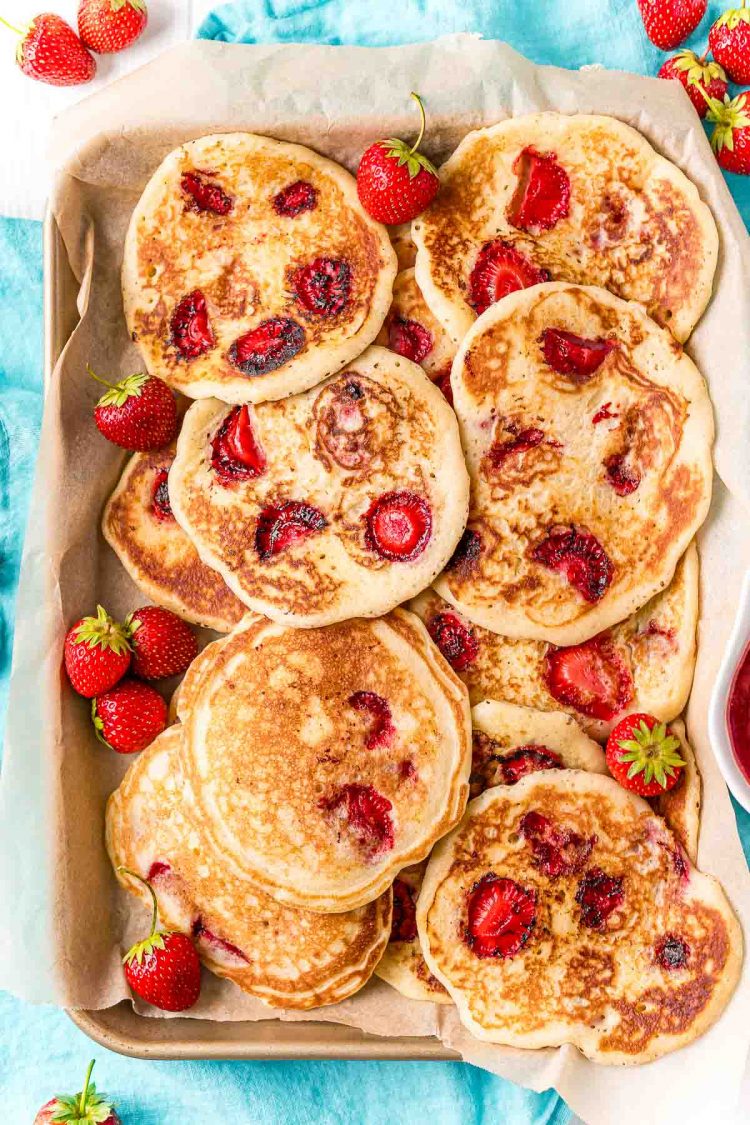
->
2, 35, 750, 1125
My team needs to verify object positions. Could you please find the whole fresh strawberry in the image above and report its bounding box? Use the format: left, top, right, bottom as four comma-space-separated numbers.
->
636, 0, 707, 49
119, 867, 201, 1011
92, 678, 167, 753
34, 1059, 120, 1125
78, 0, 147, 54
357, 92, 439, 224
605, 713, 685, 797
709, 1, 750, 84
705, 90, 750, 173
126, 606, 198, 680
658, 50, 728, 116
64, 605, 131, 698
2, 12, 96, 86
89, 364, 177, 451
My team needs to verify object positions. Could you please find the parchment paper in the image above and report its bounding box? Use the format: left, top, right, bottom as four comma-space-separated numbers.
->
1, 36, 750, 1125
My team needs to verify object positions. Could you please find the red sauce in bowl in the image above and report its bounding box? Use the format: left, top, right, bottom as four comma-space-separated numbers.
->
727, 641, 750, 782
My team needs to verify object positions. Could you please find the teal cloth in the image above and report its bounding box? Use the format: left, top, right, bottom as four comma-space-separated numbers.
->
2, 1, 750, 1121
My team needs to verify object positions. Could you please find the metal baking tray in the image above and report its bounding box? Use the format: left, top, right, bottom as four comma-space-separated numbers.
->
44, 208, 457, 1061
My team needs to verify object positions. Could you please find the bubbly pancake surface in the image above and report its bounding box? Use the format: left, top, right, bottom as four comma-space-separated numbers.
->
102, 443, 246, 632
435, 285, 712, 646
169, 346, 469, 627
179, 610, 472, 912
413, 543, 699, 740
123, 133, 397, 403
418, 771, 741, 1063
413, 112, 718, 343
375, 269, 456, 393
106, 727, 392, 1009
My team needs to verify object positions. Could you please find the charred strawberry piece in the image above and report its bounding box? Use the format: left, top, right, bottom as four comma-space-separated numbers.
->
470, 735, 562, 796
545, 636, 633, 721
365, 491, 432, 562
170, 290, 215, 359
293, 256, 352, 316
447, 528, 482, 573
273, 180, 318, 217
604, 453, 641, 496
498, 746, 563, 785
193, 919, 248, 962
151, 469, 174, 521
349, 691, 395, 750
520, 811, 595, 878
388, 317, 433, 363
540, 328, 615, 383
255, 500, 327, 560
181, 171, 233, 215
530, 525, 613, 603
507, 147, 571, 233
211, 405, 267, 484
575, 867, 624, 929
655, 933, 690, 970
465, 873, 536, 959
426, 612, 479, 672
228, 317, 305, 377
488, 427, 545, 469
468, 240, 550, 316
391, 879, 418, 942
320, 783, 395, 856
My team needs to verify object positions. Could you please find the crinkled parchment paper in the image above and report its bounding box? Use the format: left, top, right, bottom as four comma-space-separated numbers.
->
1, 36, 750, 1125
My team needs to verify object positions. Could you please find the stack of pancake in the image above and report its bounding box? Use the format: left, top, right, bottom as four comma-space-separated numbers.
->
105, 116, 742, 1062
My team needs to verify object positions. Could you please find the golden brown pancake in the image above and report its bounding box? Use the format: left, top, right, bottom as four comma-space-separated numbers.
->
389, 223, 417, 270
418, 771, 741, 1063
435, 284, 713, 646
374, 861, 452, 1004
106, 727, 392, 1009
123, 133, 397, 404
102, 443, 246, 632
375, 269, 456, 395
413, 113, 718, 343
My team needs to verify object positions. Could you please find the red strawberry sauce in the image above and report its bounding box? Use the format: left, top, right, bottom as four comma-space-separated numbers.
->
727, 640, 750, 783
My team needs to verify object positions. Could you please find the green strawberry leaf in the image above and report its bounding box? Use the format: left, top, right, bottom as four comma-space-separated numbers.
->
97, 372, 149, 409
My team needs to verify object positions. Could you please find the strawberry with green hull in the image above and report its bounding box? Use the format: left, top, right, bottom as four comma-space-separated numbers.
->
605, 713, 685, 797
34, 1060, 119, 1125
78, 0, 147, 54
92, 678, 167, 753
709, 1, 750, 84
89, 364, 177, 451
636, 0, 707, 50
64, 605, 131, 698
705, 90, 750, 175
657, 50, 728, 118
357, 93, 439, 225
2, 12, 96, 86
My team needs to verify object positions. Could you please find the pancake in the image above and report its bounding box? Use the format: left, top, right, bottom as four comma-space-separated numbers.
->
123, 133, 397, 404
177, 610, 472, 913
434, 284, 713, 646
413, 112, 718, 344
418, 771, 741, 1064
374, 862, 452, 1004
648, 720, 701, 864
106, 727, 392, 1009
389, 223, 417, 270
102, 443, 247, 632
375, 269, 456, 399
169, 346, 469, 628
411, 543, 699, 741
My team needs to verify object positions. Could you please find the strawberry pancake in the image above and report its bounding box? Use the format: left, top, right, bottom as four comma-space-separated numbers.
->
176, 610, 471, 913
413, 112, 718, 344
123, 133, 397, 404
374, 862, 452, 1004
102, 443, 246, 632
418, 771, 741, 1064
375, 269, 456, 399
106, 727, 392, 1009
435, 284, 713, 646
169, 346, 468, 627
412, 543, 698, 741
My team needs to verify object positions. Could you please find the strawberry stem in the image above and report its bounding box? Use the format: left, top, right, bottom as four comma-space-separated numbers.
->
408, 92, 427, 156
0, 14, 24, 34
118, 866, 159, 939
87, 363, 119, 392
79, 1059, 96, 1116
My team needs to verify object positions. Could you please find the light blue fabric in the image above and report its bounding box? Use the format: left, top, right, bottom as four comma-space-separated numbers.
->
2, 1, 750, 1120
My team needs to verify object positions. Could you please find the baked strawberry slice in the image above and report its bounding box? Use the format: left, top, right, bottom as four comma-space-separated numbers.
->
531, 525, 613, 603
320, 783, 395, 856
520, 811, 595, 878
575, 867, 624, 930
426, 611, 479, 672
388, 317, 433, 363
433, 367, 454, 405
255, 500, 327, 560
604, 453, 641, 496
465, 873, 536, 959
151, 468, 174, 521
211, 405, 267, 483
605, 713, 685, 797
170, 290, 215, 359
655, 933, 690, 970
273, 180, 318, 216
545, 636, 634, 721
507, 147, 571, 233
181, 171, 233, 215
293, 257, 352, 316
447, 528, 482, 573
539, 328, 616, 382
193, 919, 248, 963
228, 317, 305, 377
498, 746, 563, 785
468, 240, 550, 316
349, 691, 395, 749
365, 491, 432, 561
487, 426, 545, 469
390, 878, 418, 942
